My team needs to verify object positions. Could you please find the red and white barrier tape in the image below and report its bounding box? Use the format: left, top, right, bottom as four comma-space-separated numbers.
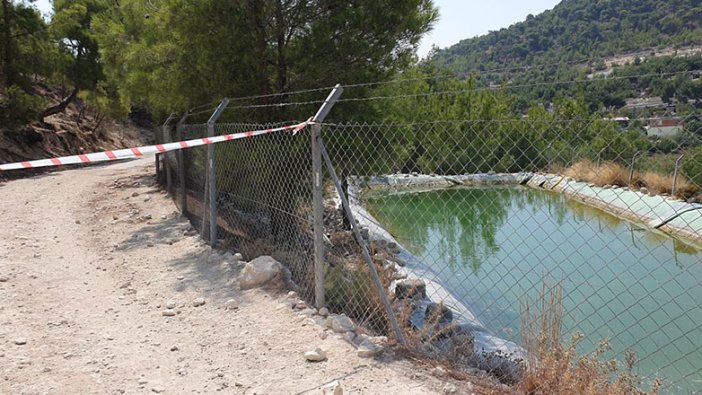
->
0, 118, 313, 171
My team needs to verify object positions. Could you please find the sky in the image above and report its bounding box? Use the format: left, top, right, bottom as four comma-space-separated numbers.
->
34, 0, 51, 17
33, 0, 562, 58
417, 0, 561, 58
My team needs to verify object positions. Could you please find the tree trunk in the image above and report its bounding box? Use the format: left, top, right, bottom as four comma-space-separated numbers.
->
2, 0, 14, 87
246, 0, 270, 116
275, 1, 287, 92
39, 87, 79, 122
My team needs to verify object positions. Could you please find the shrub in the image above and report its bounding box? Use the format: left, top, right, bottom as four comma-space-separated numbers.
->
564, 160, 632, 187
683, 146, 702, 187
641, 171, 690, 195
0, 85, 45, 127
519, 281, 661, 395
324, 260, 390, 335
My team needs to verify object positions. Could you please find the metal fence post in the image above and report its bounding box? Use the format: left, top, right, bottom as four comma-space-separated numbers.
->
161, 113, 176, 191
629, 151, 642, 185
311, 84, 344, 309
673, 153, 685, 196
318, 139, 407, 345
154, 129, 161, 180
597, 147, 606, 168
202, 99, 230, 247
176, 111, 190, 217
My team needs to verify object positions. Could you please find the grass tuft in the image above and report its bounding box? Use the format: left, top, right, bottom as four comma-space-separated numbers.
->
518, 280, 662, 395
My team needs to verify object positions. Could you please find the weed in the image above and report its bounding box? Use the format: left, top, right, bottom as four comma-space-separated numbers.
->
519, 280, 662, 395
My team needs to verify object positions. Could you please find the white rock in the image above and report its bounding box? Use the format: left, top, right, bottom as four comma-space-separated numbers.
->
342, 331, 356, 343
318, 307, 329, 317
224, 299, 239, 310
310, 315, 327, 327
304, 347, 327, 362
298, 308, 317, 317
442, 383, 457, 394
162, 309, 176, 317
151, 386, 165, 393
357, 339, 381, 358
165, 300, 176, 309
431, 366, 447, 377
13, 338, 27, 345
233, 253, 244, 261
238, 256, 283, 290
0, 275, 9, 282
192, 298, 206, 307
322, 380, 343, 395
326, 314, 355, 333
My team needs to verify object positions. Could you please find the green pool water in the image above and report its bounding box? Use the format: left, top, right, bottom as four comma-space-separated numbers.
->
364, 186, 702, 393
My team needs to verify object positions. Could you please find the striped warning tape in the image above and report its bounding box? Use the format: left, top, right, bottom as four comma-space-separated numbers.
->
0, 118, 313, 171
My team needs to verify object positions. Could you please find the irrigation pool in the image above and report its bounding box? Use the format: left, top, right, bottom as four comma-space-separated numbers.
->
364, 186, 702, 393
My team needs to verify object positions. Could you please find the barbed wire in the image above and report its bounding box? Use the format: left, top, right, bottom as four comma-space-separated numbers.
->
209, 69, 700, 111
186, 50, 702, 108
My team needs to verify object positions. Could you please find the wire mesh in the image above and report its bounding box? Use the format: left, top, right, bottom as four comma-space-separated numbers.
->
160, 111, 702, 393
321, 118, 702, 393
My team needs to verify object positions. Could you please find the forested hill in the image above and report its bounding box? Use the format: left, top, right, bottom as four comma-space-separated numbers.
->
433, 0, 702, 72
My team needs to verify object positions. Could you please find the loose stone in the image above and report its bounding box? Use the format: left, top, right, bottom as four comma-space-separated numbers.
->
304, 347, 327, 362
192, 298, 206, 307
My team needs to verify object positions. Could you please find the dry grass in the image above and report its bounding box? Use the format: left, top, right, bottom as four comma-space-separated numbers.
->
564, 160, 632, 187
641, 171, 690, 195
519, 280, 661, 395
563, 160, 697, 198
592, 162, 633, 187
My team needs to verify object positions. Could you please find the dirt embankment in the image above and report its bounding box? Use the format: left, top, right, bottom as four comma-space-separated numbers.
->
0, 83, 150, 180
0, 159, 500, 394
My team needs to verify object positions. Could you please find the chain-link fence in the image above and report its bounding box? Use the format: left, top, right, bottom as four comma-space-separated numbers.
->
158, 105, 702, 393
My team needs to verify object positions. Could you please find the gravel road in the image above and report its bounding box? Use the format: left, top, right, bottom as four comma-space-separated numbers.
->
0, 159, 485, 394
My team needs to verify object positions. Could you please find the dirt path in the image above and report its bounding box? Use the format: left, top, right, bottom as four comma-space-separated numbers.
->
0, 159, 481, 395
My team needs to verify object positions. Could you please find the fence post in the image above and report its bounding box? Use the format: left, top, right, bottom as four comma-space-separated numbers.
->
163, 113, 175, 193
154, 129, 160, 181
158, 113, 176, 184
176, 111, 191, 217
318, 139, 407, 345
629, 151, 642, 185
673, 153, 685, 196
597, 147, 606, 168
202, 99, 230, 247
311, 84, 344, 310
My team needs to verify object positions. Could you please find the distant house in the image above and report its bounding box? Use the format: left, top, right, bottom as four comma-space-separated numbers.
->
612, 117, 630, 130
646, 117, 684, 138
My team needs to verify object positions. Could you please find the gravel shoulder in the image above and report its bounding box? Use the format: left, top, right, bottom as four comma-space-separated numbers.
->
0, 159, 485, 394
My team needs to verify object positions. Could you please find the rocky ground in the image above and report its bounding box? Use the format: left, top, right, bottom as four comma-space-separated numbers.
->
0, 158, 495, 394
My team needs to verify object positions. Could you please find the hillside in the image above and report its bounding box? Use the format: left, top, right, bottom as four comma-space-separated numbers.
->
0, 83, 150, 180
433, 0, 702, 72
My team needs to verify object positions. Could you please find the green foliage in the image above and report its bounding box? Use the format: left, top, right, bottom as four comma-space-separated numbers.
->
0, 84, 45, 126
683, 146, 702, 186
325, 262, 388, 334
0, 1, 55, 86
92, 0, 438, 121
51, 0, 108, 90
329, 64, 631, 176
